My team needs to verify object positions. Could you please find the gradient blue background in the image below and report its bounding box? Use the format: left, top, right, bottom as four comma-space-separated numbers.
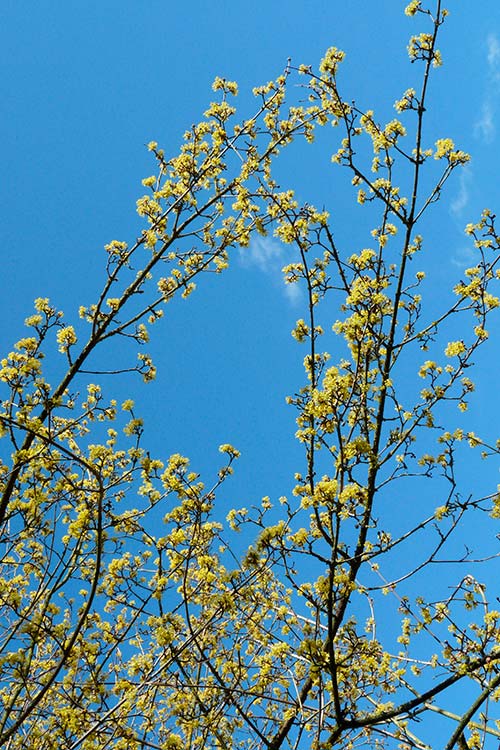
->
1, 2, 499, 745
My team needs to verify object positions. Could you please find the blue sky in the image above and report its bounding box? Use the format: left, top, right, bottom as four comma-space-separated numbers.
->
1, 0, 499, 565
1, 2, 500, 743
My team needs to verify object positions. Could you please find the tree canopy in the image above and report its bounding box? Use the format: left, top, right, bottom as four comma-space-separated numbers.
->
1, 2, 500, 749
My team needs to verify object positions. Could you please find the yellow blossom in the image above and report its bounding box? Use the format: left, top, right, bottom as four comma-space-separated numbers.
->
404, 0, 420, 16
56, 326, 77, 353
444, 340, 466, 357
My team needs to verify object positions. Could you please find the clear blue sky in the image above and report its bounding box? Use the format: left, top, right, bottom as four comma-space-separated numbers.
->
1, 2, 500, 742
1, 0, 499, 565
1, 0, 498, 477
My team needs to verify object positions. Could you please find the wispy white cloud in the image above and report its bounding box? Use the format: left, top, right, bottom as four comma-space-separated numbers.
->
474, 33, 500, 144
283, 279, 302, 305
450, 168, 472, 217
474, 100, 495, 143
239, 236, 303, 306
451, 245, 477, 269
487, 33, 500, 75
239, 235, 282, 273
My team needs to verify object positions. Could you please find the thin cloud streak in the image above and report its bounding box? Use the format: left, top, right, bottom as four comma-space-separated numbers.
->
239, 236, 303, 306
474, 33, 500, 144
451, 245, 477, 269
239, 235, 281, 274
450, 168, 472, 218
474, 100, 495, 143
487, 33, 500, 75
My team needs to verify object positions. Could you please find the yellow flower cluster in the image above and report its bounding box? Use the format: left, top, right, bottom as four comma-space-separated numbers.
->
56, 325, 77, 354
408, 32, 442, 66
319, 46, 345, 75
444, 340, 466, 357
404, 0, 420, 16
394, 87, 416, 112
434, 138, 470, 164
212, 76, 238, 96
